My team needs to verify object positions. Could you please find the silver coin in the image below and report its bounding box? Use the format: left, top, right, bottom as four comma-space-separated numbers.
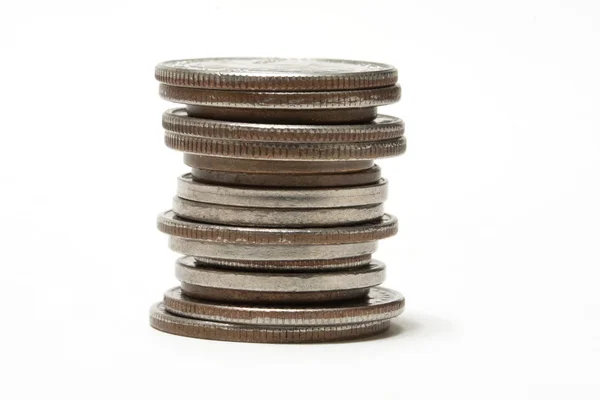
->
163, 108, 404, 143
175, 257, 385, 292
157, 210, 397, 245
190, 256, 371, 271
172, 197, 384, 227
168, 237, 377, 260
184, 154, 373, 173
150, 302, 392, 343
177, 174, 388, 208
155, 58, 397, 91
159, 84, 401, 109
190, 165, 382, 187
163, 286, 404, 326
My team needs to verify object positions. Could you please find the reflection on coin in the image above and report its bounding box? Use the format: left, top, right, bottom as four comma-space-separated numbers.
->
164, 286, 404, 326
150, 302, 392, 343
155, 57, 397, 91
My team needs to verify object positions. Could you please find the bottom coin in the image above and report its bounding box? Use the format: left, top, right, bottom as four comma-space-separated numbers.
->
164, 286, 404, 326
150, 302, 392, 343
180, 283, 370, 304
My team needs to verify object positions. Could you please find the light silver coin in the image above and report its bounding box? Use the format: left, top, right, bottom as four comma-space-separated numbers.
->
155, 57, 397, 91
168, 237, 377, 260
172, 197, 384, 227
175, 256, 386, 292
163, 286, 404, 326
177, 174, 388, 208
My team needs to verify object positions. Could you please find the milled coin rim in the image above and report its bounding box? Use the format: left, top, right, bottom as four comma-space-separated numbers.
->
176, 174, 388, 208
174, 257, 386, 292
155, 57, 397, 91
163, 286, 404, 326
159, 84, 401, 109
168, 238, 377, 260
150, 302, 392, 343
157, 210, 397, 244
163, 108, 404, 143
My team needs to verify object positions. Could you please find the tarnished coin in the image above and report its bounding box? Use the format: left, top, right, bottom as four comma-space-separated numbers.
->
168, 238, 377, 260
158, 210, 397, 245
159, 84, 401, 109
190, 255, 371, 271
184, 155, 374, 173
175, 257, 385, 292
180, 283, 371, 304
172, 197, 384, 227
167, 135, 406, 161
186, 105, 378, 124
164, 286, 404, 326
164, 108, 404, 143
150, 302, 392, 343
155, 58, 397, 91
190, 165, 382, 187
177, 174, 388, 208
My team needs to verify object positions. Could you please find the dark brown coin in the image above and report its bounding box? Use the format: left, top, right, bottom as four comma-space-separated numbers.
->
159, 84, 401, 109
164, 286, 404, 326
179, 283, 371, 304
155, 58, 397, 91
190, 165, 382, 187
186, 106, 378, 124
150, 302, 392, 343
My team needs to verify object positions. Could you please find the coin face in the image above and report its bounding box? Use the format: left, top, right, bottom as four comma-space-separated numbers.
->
163, 286, 404, 326
156, 58, 397, 91
150, 302, 392, 343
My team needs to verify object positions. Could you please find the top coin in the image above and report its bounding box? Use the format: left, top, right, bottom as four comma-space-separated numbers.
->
155, 58, 397, 91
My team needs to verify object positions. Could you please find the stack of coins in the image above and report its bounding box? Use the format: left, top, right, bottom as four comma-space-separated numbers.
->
149, 58, 407, 343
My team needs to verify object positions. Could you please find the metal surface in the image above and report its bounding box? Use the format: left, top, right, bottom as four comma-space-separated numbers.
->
155, 58, 397, 91
172, 197, 384, 227
175, 257, 386, 292
164, 286, 404, 326
150, 302, 392, 343
190, 165, 382, 187
179, 284, 372, 304
168, 239, 377, 260
177, 174, 388, 208
184, 154, 374, 173
158, 210, 397, 245
164, 108, 404, 143
159, 84, 401, 109
190, 255, 371, 271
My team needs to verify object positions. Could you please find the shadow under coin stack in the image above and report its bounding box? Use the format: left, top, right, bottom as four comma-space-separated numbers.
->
150, 58, 407, 343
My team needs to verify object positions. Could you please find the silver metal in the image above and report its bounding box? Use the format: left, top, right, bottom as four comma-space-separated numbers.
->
175, 256, 386, 292
168, 237, 377, 260
177, 174, 388, 208
172, 197, 384, 227
184, 154, 374, 173
190, 256, 371, 271
163, 286, 404, 326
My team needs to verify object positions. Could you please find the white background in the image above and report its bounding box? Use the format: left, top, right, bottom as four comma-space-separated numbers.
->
1, 1, 599, 399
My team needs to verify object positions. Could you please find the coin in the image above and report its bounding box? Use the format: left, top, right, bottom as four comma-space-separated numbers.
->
157, 211, 397, 245
150, 302, 392, 343
164, 286, 404, 326
155, 58, 397, 91
167, 135, 406, 161
168, 239, 377, 260
190, 165, 382, 187
159, 84, 401, 109
175, 257, 385, 292
184, 155, 374, 173
164, 108, 404, 143
186, 105, 378, 124
190, 255, 371, 271
180, 284, 371, 304
172, 197, 384, 227
176, 174, 388, 208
